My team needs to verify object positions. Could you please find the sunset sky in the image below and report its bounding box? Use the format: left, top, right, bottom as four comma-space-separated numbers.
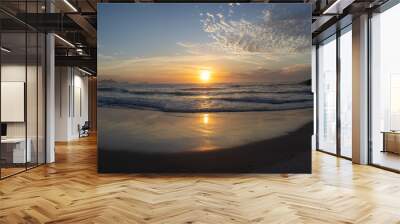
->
98, 3, 311, 84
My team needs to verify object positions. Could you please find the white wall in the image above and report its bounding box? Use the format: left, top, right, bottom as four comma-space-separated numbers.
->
1, 65, 26, 81
71, 73, 89, 138
55, 67, 70, 141
1, 82, 25, 122
55, 67, 89, 141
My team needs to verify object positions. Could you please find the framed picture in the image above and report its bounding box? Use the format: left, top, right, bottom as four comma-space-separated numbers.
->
98, 3, 312, 173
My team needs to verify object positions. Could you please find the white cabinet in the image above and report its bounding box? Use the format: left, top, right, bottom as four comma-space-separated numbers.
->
1, 138, 32, 163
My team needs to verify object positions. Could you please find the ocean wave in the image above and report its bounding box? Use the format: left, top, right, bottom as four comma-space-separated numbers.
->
214, 97, 312, 104
98, 96, 313, 113
181, 87, 224, 91
98, 82, 313, 112
98, 87, 311, 96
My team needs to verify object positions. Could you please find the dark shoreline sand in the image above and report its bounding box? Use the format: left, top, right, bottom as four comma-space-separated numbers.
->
98, 121, 312, 173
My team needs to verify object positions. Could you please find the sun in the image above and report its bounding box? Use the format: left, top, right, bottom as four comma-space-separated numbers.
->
199, 70, 211, 82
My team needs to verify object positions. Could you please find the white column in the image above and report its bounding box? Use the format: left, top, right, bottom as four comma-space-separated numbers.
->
45, 0, 55, 163
352, 14, 369, 164
46, 33, 55, 163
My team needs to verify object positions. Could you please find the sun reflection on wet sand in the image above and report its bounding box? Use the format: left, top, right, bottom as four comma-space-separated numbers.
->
199, 113, 213, 135
203, 113, 209, 125
197, 113, 216, 151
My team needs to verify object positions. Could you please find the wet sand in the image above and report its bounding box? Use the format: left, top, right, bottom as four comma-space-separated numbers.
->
98, 108, 312, 173
98, 107, 312, 153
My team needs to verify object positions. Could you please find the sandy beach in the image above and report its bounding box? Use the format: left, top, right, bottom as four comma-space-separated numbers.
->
98, 107, 313, 173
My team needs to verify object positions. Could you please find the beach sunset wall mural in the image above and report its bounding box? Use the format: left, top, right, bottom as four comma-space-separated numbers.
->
97, 3, 313, 173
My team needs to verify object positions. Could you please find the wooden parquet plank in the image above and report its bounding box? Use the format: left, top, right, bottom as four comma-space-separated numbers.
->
0, 134, 400, 223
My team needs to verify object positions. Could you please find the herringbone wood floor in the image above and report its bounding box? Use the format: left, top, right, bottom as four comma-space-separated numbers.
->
1, 135, 400, 224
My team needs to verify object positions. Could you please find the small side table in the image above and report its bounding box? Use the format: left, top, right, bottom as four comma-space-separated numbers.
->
381, 131, 400, 154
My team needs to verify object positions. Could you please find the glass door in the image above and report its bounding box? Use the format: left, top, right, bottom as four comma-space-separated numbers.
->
0, 1, 46, 179
316, 25, 353, 159
1, 30, 28, 178
317, 35, 337, 154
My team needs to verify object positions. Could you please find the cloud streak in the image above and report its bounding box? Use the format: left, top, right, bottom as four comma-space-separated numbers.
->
233, 64, 311, 83
197, 7, 309, 56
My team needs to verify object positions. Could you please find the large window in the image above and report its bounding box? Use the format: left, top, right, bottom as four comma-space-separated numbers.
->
370, 3, 400, 171
0, 1, 46, 179
339, 26, 352, 158
317, 35, 337, 154
316, 25, 353, 158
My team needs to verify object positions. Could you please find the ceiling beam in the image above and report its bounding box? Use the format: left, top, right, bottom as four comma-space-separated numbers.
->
67, 13, 97, 42
55, 55, 96, 73
322, 0, 356, 14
